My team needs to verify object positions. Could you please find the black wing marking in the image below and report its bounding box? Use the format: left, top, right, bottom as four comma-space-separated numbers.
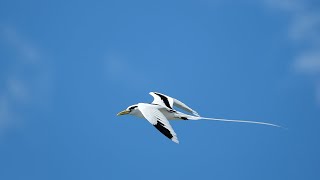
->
150, 92, 200, 117
154, 92, 172, 109
153, 120, 174, 140
138, 103, 179, 143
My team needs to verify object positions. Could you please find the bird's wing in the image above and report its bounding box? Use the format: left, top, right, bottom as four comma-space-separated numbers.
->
138, 103, 179, 143
149, 92, 200, 117
172, 98, 200, 117
149, 92, 174, 109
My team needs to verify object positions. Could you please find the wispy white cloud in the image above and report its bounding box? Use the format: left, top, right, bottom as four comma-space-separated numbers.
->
105, 54, 129, 81
0, 25, 52, 134
289, 12, 320, 42
264, 0, 320, 104
265, 0, 306, 12
7, 77, 29, 103
2, 25, 41, 63
105, 53, 152, 89
294, 50, 320, 74
0, 96, 11, 133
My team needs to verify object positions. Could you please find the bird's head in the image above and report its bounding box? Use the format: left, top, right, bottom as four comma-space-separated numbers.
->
117, 104, 138, 116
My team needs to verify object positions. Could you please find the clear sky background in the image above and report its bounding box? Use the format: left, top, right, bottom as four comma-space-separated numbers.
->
1, 0, 320, 180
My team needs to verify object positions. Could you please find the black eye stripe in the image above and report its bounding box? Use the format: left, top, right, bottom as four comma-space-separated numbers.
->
129, 106, 137, 111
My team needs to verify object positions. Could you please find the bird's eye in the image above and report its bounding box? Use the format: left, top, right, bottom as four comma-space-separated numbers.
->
129, 105, 137, 111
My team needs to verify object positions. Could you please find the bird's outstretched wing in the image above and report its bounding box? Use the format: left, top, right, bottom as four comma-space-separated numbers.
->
138, 103, 179, 143
149, 92, 200, 117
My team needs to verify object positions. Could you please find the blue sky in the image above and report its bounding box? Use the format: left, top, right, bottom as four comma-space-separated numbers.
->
1, 0, 320, 179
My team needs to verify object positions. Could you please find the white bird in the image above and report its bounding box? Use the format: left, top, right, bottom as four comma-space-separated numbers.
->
117, 92, 280, 144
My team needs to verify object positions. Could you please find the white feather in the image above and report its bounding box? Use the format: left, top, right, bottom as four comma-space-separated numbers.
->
149, 92, 200, 117
138, 103, 179, 143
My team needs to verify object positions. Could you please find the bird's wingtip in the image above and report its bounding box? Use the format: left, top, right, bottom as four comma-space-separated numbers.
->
172, 138, 179, 144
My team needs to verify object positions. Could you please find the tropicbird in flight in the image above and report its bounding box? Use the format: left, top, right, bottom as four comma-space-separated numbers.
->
117, 92, 280, 144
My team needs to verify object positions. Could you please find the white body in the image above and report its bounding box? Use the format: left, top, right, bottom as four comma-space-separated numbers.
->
130, 103, 183, 120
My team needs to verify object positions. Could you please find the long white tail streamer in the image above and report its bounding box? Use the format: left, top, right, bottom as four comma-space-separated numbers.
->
184, 115, 280, 128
